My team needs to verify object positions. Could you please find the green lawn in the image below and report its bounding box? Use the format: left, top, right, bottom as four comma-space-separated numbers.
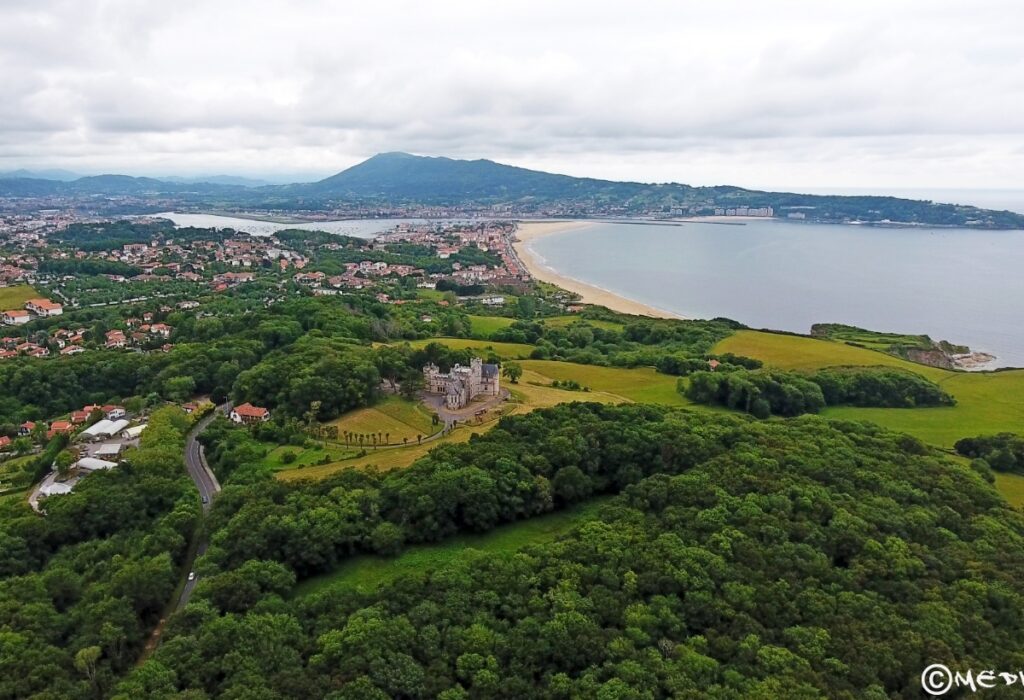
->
467, 314, 515, 338
521, 360, 688, 405
0, 284, 38, 310
415, 289, 446, 301
402, 337, 535, 358
294, 498, 610, 597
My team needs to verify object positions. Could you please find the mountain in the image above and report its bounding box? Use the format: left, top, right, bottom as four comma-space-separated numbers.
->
0, 173, 246, 197
0, 168, 81, 181
299, 152, 1024, 228
159, 175, 274, 187
1, 152, 1023, 228
304, 151, 656, 201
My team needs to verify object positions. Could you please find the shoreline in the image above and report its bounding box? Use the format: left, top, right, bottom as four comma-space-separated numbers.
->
513, 220, 684, 319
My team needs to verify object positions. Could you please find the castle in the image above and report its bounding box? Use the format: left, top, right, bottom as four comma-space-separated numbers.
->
423, 357, 500, 409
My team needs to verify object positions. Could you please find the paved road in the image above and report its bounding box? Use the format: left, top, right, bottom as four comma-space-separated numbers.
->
141, 403, 229, 656
176, 404, 227, 610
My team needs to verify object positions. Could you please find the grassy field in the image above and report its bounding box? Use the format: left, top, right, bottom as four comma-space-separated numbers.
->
826, 370, 1024, 449
714, 329, 1024, 449
262, 444, 359, 470
415, 289, 446, 301
467, 315, 515, 338
994, 473, 1024, 509
521, 360, 688, 405
0, 284, 38, 310
543, 315, 624, 331
467, 314, 624, 340
714, 330, 949, 381
401, 337, 535, 358
326, 396, 436, 446
294, 497, 610, 597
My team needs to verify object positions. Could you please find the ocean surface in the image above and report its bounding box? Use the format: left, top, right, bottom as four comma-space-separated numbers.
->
153, 212, 437, 238
528, 220, 1024, 368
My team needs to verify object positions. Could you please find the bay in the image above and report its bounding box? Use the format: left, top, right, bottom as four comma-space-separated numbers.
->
528, 219, 1024, 368
153, 212, 437, 238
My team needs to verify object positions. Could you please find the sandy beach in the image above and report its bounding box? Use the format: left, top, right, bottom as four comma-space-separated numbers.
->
513, 220, 683, 319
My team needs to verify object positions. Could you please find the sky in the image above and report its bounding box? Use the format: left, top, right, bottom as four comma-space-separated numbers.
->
1, 0, 1023, 191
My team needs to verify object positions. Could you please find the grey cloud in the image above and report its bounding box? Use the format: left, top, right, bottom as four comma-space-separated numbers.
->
0, 0, 1021, 189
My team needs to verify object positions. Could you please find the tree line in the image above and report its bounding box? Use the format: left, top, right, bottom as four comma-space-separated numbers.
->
117, 404, 1024, 698
685, 366, 954, 418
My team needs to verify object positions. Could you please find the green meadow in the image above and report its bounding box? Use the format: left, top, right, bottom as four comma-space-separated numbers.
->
294, 498, 610, 596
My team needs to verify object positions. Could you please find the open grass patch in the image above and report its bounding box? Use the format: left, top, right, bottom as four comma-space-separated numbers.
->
713, 329, 1024, 450
263, 444, 358, 470
467, 315, 515, 338
994, 472, 1024, 509
713, 330, 949, 381
294, 497, 611, 597
0, 284, 39, 310
401, 337, 534, 358
520, 360, 688, 405
543, 315, 624, 331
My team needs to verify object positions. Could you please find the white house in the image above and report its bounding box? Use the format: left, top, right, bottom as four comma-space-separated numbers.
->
2, 310, 30, 325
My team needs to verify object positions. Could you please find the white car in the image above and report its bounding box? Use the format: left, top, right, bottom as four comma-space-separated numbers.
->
188, 571, 196, 582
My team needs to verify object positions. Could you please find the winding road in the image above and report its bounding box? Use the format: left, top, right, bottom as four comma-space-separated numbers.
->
175, 404, 227, 609
142, 403, 228, 658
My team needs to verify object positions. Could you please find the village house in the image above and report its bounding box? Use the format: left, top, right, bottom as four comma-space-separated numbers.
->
25, 298, 62, 317
2, 309, 30, 325
230, 403, 271, 424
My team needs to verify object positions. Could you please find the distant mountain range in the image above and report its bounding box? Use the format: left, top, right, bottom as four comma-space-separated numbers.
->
2, 152, 1023, 228
0, 168, 82, 181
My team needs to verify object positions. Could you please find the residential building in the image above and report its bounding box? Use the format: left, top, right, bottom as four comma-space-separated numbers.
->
230, 403, 271, 424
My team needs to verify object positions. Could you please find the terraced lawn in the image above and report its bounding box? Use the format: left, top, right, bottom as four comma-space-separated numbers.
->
278, 423, 478, 481
294, 497, 611, 597
326, 396, 437, 446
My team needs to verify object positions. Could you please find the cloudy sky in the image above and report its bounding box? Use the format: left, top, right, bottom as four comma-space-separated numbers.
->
2, 0, 1023, 191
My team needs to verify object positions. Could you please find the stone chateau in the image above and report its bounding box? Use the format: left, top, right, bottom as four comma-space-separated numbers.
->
423, 357, 500, 409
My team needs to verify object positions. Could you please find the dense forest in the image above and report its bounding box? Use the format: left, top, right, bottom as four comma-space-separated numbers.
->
0, 408, 197, 699
114, 404, 1024, 698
